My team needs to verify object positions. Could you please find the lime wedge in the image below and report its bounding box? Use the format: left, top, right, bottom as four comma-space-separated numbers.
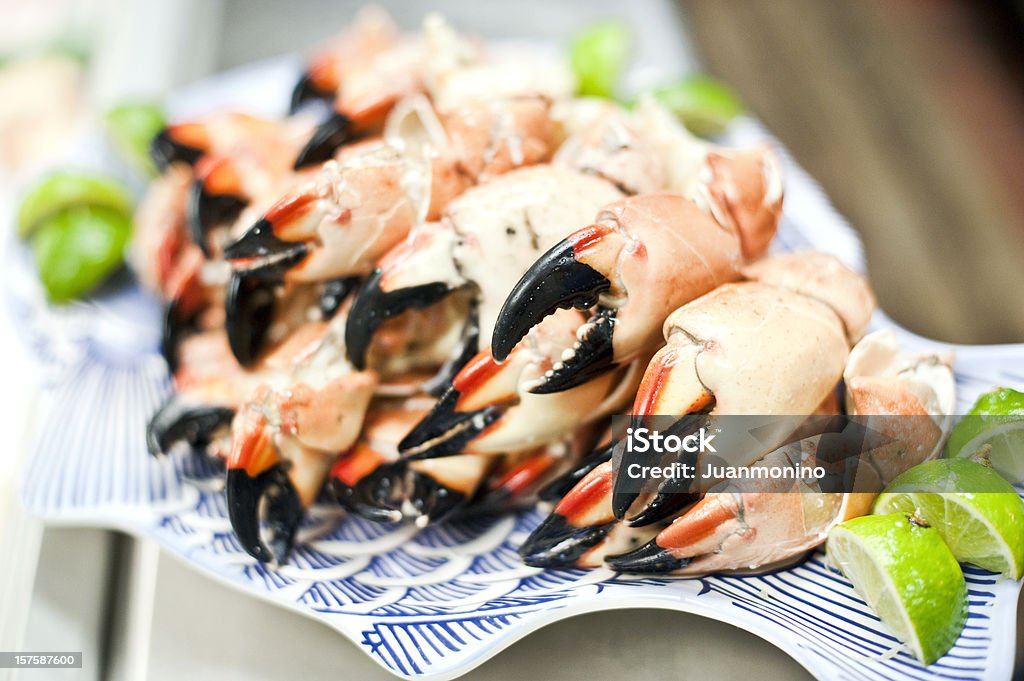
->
826, 513, 967, 665
18, 172, 133, 239
105, 101, 166, 177
948, 387, 1024, 483
648, 76, 744, 137
569, 21, 631, 99
874, 457, 1024, 580
32, 205, 132, 303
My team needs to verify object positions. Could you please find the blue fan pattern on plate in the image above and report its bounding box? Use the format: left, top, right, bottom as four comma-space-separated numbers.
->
12, 101, 1024, 680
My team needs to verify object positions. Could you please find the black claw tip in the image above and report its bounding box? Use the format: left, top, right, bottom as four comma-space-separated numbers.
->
528, 307, 617, 394
492, 239, 611, 362
397, 387, 499, 459
226, 466, 304, 564
223, 217, 304, 262
615, 415, 706, 523
294, 112, 353, 169
518, 513, 615, 569
409, 469, 466, 524
187, 179, 247, 257
319, 276, 360, 319
289, 72, 333, 115
225, 270, 277, 367
329, 461, 405, 523
150, 129, 204, 172
611, 491, 640, 522
606, 539, 691, 573
146, 399, 234, 457
344, 267, 452, 370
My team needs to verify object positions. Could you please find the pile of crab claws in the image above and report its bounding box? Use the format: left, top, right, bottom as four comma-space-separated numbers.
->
146, 397, 234, 458
605, 538, 691, 573
491, 237, 612, 367
344, 266, 453, 370
149, 126, 205, 172
293, 112, 354, 169
396, 386, 499, 459
226, 465, 304, 564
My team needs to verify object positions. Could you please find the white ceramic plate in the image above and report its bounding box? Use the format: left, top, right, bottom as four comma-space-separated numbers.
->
12, 58, 1023, 681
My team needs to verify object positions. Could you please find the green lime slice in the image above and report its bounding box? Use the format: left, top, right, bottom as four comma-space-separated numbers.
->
569, 21, 631, 99
105, 101, 166, 177
32, 205, 133, 303
874, 457, 1024, 580
18, 172, 133, 239
648, 75, 744, 137
826, 513, 967, 665
948, 387, 1024, 483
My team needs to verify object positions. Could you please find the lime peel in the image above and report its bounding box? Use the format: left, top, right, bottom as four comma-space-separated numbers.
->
826, 513, 968, 665
874, 457, 1024, 581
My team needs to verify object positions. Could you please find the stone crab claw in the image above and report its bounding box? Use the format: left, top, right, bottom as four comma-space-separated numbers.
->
327, 399, 494, 525
398, 308, 638, 460
606, 330, 955, 576
344, 165, 621, 371
224, 321, 378, 563
613, 252, 875, 526
289, 6, 401, 114
226, 407, 307, 564
490, 147, 783, 395
223, 144, 419, 280
519, 458, 662, 569
149, 113, 311, 257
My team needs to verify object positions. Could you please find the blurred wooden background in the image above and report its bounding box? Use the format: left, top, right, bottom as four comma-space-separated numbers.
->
680, 0, 1024, 345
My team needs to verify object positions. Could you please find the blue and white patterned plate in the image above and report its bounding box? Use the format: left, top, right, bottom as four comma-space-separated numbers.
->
13, 59, 1023, 681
